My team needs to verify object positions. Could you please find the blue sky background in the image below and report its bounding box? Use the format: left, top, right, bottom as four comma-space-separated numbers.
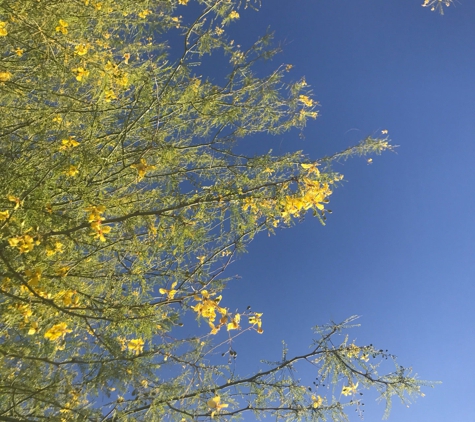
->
185, 1, 475, 421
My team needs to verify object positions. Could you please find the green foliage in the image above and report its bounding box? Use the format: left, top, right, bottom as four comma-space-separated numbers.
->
0, 0, 432, 420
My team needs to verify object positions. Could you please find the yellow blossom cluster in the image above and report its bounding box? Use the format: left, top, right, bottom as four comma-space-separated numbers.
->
44, 323, 72, 341
0, 71, 12, 82
8, 233, 39, 254
104, 60, 129, 87
25, 268, 42, 287
343, 343, 370, 362
299, 95, 314, 107
104, 89, 117, 102
73, 67, 90, 81
65, 165, 79, 177
46, 241, 65, 257
0, 21, 8, 36
20, 268, 55, 300
281, 180, 332, 219
15, 303, 33, 320
85, 205, 111, 241
74, 44, 88, 56
55, 19, 68, 34
311, 395, 323, 408
128, 338, 144, 355
138, 9, 151, 18
159, 281, 178, 299
59, 137, 80, 151
345, 344, 361, 358
192, 290, 227, 334
56, 290, 80, 307
242, 197, 276, 218
341, 382, 359, 396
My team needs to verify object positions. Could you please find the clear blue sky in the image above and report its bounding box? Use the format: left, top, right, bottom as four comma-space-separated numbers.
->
187, 1, 475, 421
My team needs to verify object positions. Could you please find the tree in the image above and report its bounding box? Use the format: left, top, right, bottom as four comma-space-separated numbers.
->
0, 1, 437, 421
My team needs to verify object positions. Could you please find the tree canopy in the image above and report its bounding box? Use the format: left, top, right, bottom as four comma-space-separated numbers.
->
0, 1, 440, 421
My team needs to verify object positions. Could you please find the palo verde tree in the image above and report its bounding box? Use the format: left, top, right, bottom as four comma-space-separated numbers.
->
0, 0, 443, 421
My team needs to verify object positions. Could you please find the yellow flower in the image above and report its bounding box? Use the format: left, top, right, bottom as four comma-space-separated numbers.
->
60, 137, 80, 150
8, 236, 20, 247
56, 267, 70, 277
0, 210, 9, 221
44, 323, 72, 341
311, 395, 323, 408
192, 291, 227, 325
46, 241, 65, 256
208, 395, 228, 417
85, 205, 106, 222
208, 321, 220, 335
138, 9, 151, 18
159, 282, 178, 299
0, 71, 12, 82
74, 44, 88, 56
104, 89, 117, 102
7, 194, 21, 209
91, 221, 111, 242
0, 22, 8, 36
123, 53, 131, 64
28, 322, 39, 335
345, 344, 361, 358
229, 11, 240, 19
115, 73, 129, 87
299, 95, 314, 107
301, 162, 320, 175
16, 303, 33, 320
215, 26, 224, 36
9, 234, 36, 254
226, 313, 240, 331
59, 290, 78, 306
131, 158, 155, 180
248, 313, 263, 333
341, 382, 358, 396
65, 165, 79, 177
128, 338, 144, 354
25, 268, 42, 287
73, 67, 89, 81
55, 19, 68, 35
104, 60, 118, 73
14, 47, 24, 56
178, 0, 189, 4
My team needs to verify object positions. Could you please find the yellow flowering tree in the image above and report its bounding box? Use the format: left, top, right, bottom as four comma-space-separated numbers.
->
0, 0, 435, 421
